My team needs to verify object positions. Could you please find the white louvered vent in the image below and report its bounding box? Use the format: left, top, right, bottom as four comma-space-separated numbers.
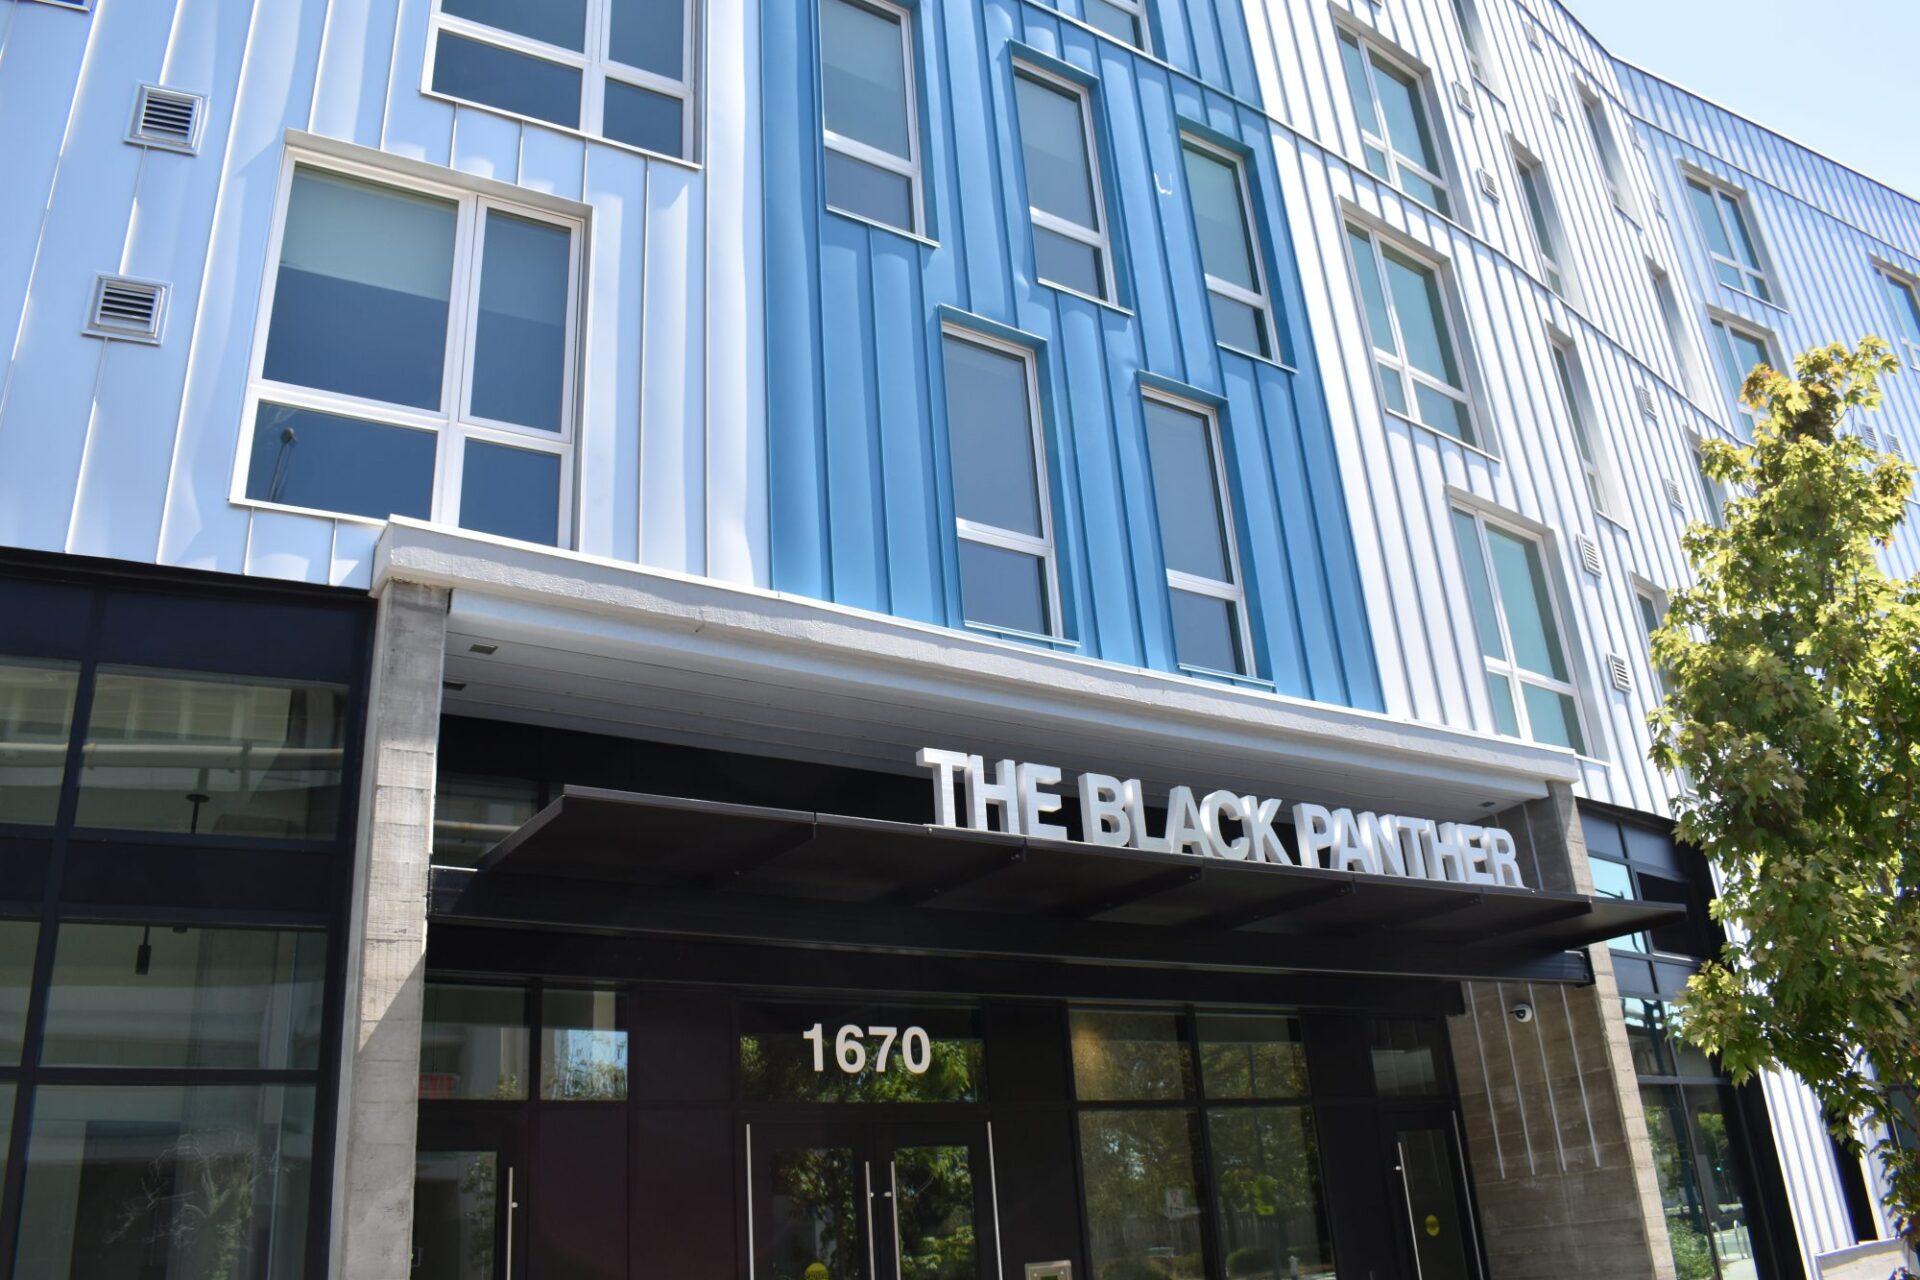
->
1547, 94, 1565, 122
128, 85, 204, 153
1634, 385, 1657, 417
1664, 478, 1687, 511
1452, 80, 1475, 115
85, 276, 166, 343
1888, 432, 1906, 459
1606, 653, 1634, 694
1476, 169, 1499, 201
1577, 535, 1603, 577
1858, 421, 1881, 451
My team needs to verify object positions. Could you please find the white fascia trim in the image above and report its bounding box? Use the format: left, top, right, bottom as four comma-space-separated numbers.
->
372, 520, 1580, 795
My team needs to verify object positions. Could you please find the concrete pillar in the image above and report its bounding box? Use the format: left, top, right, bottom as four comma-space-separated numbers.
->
1448, 782, 1679, 1280
330, 581, 448, 1279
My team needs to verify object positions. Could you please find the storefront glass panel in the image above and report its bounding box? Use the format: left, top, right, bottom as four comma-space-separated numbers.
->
1367, 1018, 1451, 1096
0, 657, 79, 826
1208, 1105, 1335, 1278
740, 1002, 985, 1104
540, 987, 627, 1101
0, 920, 36, 1064
413, 1150, 501, 1279
421, 983, 530, 1101
1078, 1108, 1209, 1280
1198, 1013, 1308, 1098
894, 1141, 979, 1280
1070, 1009, 1194, 1101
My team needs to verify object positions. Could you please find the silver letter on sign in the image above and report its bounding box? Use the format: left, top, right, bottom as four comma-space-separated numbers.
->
1484, 827, 1525, 887
1079, 773, 1132, 846
1199, 791, 1248, 859
1292, 803, 1335, 869
965, 757, 1021, 834
1244, 797, 1290, 864
1017, 762, 1067, 841
915, 748, 971, 828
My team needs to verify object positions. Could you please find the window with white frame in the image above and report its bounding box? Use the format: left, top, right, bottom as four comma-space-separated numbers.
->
1336, 28, 1451, 215
1648, 261, 1707, 402
1012, 66, 1116, 302
1878, 267, 1920, 363
1579, 90, 1632, 215
238, 162, 579, 547
1080, 0, 1149, 50
1685, 175, 1774, 303
1691, 440, 1726, 529
940, 328, 1060, 637
819, 0, 922, 235
1345, 223, 1477, 444
1181, 137, 1277, 360
1514, 148, 1570, 298
426, 0, 697, 161
1450, 508, 1587, 752
1141, 393, 1252, 676
1708, 316, 1774, 433
1633, 583, 1668, 699
1449, 0, 1492, 82
1549, 338, 1614, 516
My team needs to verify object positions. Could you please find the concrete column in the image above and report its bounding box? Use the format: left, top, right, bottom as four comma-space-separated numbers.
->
330, 580, 448, 1280
1448, 782, 1678, 1280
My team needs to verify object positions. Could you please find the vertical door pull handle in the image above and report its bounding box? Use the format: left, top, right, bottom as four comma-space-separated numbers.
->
1395, 1141, 1425, 1280
504, 1164, 518, 1280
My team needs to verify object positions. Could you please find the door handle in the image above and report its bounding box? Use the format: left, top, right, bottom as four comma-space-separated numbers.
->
864, 1161, 878, 1280
888, 1161, 905, 1280
504, 1163, 519, 1280
1394, 1141, 1425, 1280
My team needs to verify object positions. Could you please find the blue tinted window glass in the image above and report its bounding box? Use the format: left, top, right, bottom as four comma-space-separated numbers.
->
1082, 0, 1142, 44
1449, 510, 1505, 664
821, 0, 910, 160
1170, 591, 1243, 674
471, 213, 571, 432
1337, 34, 1379, 134
1032, 227, 1103, 297
1413, 384, 1470, 441
1209, 294, 1267, 358
1887, 275, 1920, 346
443, 0, 586, 51
264, 171, 456, 410
959, 541, 1049, 635
1382, 250, 1461, 386
1486, 528, 1568, 681
1143, 400, 1231, 582
460, 441, 561, 545
608, 0, 684, 79
432, 32, 582, 129
825, 151, 914, 232
1372, 60, 1440, 173
603, 78, 683, 155
1721, 193, 1765, 271
1687, 182, 1735, 258
1523, 684, 1584, 753
942, 337, 1042, 537
246, 404, 436, 522
1182, 146, 1257, 292
1347, 230, 1396, 357
1014, 75, 1097, 229
1485, 674, 1520, 737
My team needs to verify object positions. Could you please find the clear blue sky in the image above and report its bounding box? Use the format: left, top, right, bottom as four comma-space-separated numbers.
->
1566, 0, 1920, 202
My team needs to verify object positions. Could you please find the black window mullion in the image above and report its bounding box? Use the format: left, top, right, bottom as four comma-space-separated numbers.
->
1185, 1005, 1230, 1280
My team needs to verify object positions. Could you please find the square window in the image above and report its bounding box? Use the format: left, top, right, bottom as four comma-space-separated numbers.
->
1686, 176, 1774, 304
1338, 29, 1453, 215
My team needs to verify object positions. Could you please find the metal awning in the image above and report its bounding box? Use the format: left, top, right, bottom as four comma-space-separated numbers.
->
429, 786, 1682, 986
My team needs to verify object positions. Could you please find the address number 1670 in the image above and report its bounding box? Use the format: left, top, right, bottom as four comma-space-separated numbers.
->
803, 1023, 933, 1075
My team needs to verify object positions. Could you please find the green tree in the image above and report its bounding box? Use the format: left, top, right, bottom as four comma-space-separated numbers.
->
1647, 338, 1920, 1256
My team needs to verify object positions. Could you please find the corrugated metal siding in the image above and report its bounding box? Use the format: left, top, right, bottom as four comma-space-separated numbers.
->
761, 0, 1384, 707
0, 0, 769, 590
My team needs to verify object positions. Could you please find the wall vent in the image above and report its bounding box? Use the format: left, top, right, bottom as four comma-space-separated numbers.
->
1634, 385, 1657, 417
1887, 431, 1906, 459
1857, 422, 1881, 451
1664, 478, 1687, 511
85, 276, 167, 343
1547, 94, 1565, 122
1452, 80, 1475, 115
1577, 535, 1603, 577
1476, 168, 1499, 201
128, 85, 204, 153
1606, 653, 1634, 694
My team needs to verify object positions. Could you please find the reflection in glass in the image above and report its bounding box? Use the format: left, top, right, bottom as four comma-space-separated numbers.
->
470, 212, 572, 433
1031, 226, 1104, 297
1071, 1010, 1193, 1102
762, 1145, 862, 1280
421, 983, 529, 1101
541, 988, 627, 1101
459, 440, 562, 546
958, 541, 1049, 637
15, 1084, 315, 1280
739, 1003, 985, 1104
414, 1150, 498, 1280
826, 151, 915, 231
608, 0, 684, 79
1589, 859, 1647, 953
246, 403, 438, 522
0, 920, 34, 1065
74, 668, 348, 839
443, 0, 586, 51
821, 0, 910, 160
1198, 1014, 1307, 1099
1623, 998, 1673, 1077
1143, 400, 1231, 582
432, 773, 540, 865
1169, 591, 1243, 676
1367, 1019, 1449, 1096
42, 924, 326, 1070
1209, 1107, 1335, 1278
1643, 1084, 1731, 1280
894, 1144, 977, 1280
942, 337, 1043, 537
1078, 1109, 1208, 1280
0, 658, 78, 825
1013, 75, 1097, 230
603, 79, 683, 156
433, 33, 583, 130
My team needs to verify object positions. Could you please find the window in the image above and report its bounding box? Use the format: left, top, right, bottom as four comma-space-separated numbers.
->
1514, 149, 1570, 297
1580, 90, 1632, 215
1142, 394, 1252, 676
432, 771, 541, 864
1449, 0, 1492, 81
1181, 138, 1277, 359
1685, 176, 1774, 303
1650, 262, 1707, 401
1635, 583, 1669, 698
426, 0, 697, 159
1549, 338, 1614, 515
1081, 0, 1149, 49
240, 163, 579, 546
420, 982, 531, 1100
0, 658, 78, 827
1692, 442, 1726, 528
939, 329, 1060, 637
1450, 508, 1586, 751
541, 988, 627, 1100
1337, 29, 1451, 214
1346, 224, 1477, 443
1011, 66, 1116, 302
1708, 316, 1774, 433
819, 0, 922, 235
1878, 267, 1920, 362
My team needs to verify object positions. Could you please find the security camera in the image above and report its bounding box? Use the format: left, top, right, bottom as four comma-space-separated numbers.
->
1511, 1001, 1535, 1024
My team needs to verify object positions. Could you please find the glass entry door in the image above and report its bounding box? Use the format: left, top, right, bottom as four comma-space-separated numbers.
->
750, 1120, 995, 1280
414, 1115, 526, 1279
1386, 1114, 1482, 1280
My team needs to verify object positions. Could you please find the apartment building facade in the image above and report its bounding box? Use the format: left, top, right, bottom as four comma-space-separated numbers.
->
0, 0, 1914, 1276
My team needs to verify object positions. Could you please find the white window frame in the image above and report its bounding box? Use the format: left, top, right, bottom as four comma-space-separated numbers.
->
233, 149, 583, 546
1343, 220, 1480, 448
1548, 335, 1615, 519
1648, 260, 1708, 403
1689, 435, 1726, 529
1708, 313, 1776, 433
1578, 88, 1633, 217
1512, 144, 1571, 299
940, 323, 1064, 639
1631, 578, 1669, 700
1011, 62, 1118, 305
1336, 26, 1453, 216
1141, 389, 1256, 678
423, 0, 700, 164
1876, 263, 1920, 366
1080, 0, 1151, 52
1179, 134, 1277, 361
1453, 506, 1590, 752
818, 0, 924, 237
1449, 0, 1493, 84
1684, 171, 1775, 303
